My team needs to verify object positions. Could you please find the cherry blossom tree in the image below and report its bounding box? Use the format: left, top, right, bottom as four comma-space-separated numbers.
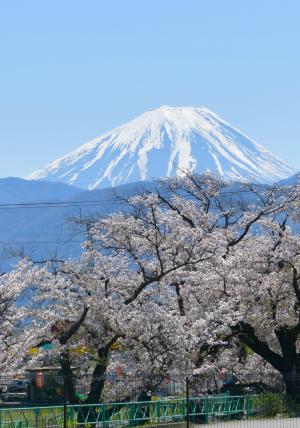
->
89, 173, 300, 398
22, 246, 187, 404
8, 173, 300, 402
0, 260, 39, 377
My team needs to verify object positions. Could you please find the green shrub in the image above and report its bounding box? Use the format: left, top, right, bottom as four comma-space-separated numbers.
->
253, 393, 284, 417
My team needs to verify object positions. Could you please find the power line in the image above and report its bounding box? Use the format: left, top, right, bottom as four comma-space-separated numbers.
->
0, 199, 121, 210
0, 240, 83, 246
0, 189, 287, 211
0, 233, 70, 236
0, 179, 118, 188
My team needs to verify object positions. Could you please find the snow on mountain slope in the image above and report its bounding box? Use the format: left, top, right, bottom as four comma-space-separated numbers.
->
27, 106, 294, 189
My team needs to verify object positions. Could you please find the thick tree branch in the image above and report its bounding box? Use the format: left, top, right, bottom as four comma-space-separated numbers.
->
232, 321, 284, 373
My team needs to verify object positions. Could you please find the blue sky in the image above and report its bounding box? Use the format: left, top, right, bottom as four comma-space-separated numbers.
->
0, 0, 299, 178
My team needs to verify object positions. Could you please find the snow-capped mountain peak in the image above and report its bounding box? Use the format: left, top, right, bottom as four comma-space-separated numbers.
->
27, 106, 294, 189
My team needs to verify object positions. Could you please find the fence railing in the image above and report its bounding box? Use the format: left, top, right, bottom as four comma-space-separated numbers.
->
0, 394, 258, 427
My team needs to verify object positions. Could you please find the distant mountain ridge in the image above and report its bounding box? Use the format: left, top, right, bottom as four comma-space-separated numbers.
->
0, 177, 79, 203
0, 174, 299, 272
27, 106, 294, 189
0, 178, 156, 271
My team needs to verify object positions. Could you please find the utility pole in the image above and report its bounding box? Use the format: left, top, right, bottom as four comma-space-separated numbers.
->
63, 375, 67, 428
186, 377, 190, 428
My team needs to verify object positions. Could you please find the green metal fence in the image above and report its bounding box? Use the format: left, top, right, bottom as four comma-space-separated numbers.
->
0, 395, 256, 427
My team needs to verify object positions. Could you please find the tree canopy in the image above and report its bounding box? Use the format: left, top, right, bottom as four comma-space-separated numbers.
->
4, 174, 300, 400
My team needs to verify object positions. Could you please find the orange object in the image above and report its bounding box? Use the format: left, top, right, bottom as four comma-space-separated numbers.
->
117, 367, 123, 379
36, 372, 44, 388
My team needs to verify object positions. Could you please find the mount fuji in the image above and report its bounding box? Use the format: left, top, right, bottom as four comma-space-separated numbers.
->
27, 106, 294, 189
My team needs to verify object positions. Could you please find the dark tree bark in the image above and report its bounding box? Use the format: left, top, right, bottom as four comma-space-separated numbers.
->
58, 307, 89, 404
233, 321, 300, 400
60, 349, 77, 403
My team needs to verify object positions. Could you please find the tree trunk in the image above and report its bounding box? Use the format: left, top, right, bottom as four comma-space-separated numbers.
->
85, 346, 109, 404
282, 369, 300, 401
60, 349, 78, 404
77, 346, 110, 425
233, 322, 300, 402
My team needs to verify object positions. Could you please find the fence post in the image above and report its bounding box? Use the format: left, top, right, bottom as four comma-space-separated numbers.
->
244, 395, 248, 418
102, 403, 107, 428
204, 396, 209, 424
34, 408, 40, 428
63, 380, 67, 428
182, 398, 186, 422
246, 395, 252, 418
226, 395, 230, 421
186, 377, 190, 428
68, 405, 75, 426
129, 402, 135, 426
157, 399, 161, 424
